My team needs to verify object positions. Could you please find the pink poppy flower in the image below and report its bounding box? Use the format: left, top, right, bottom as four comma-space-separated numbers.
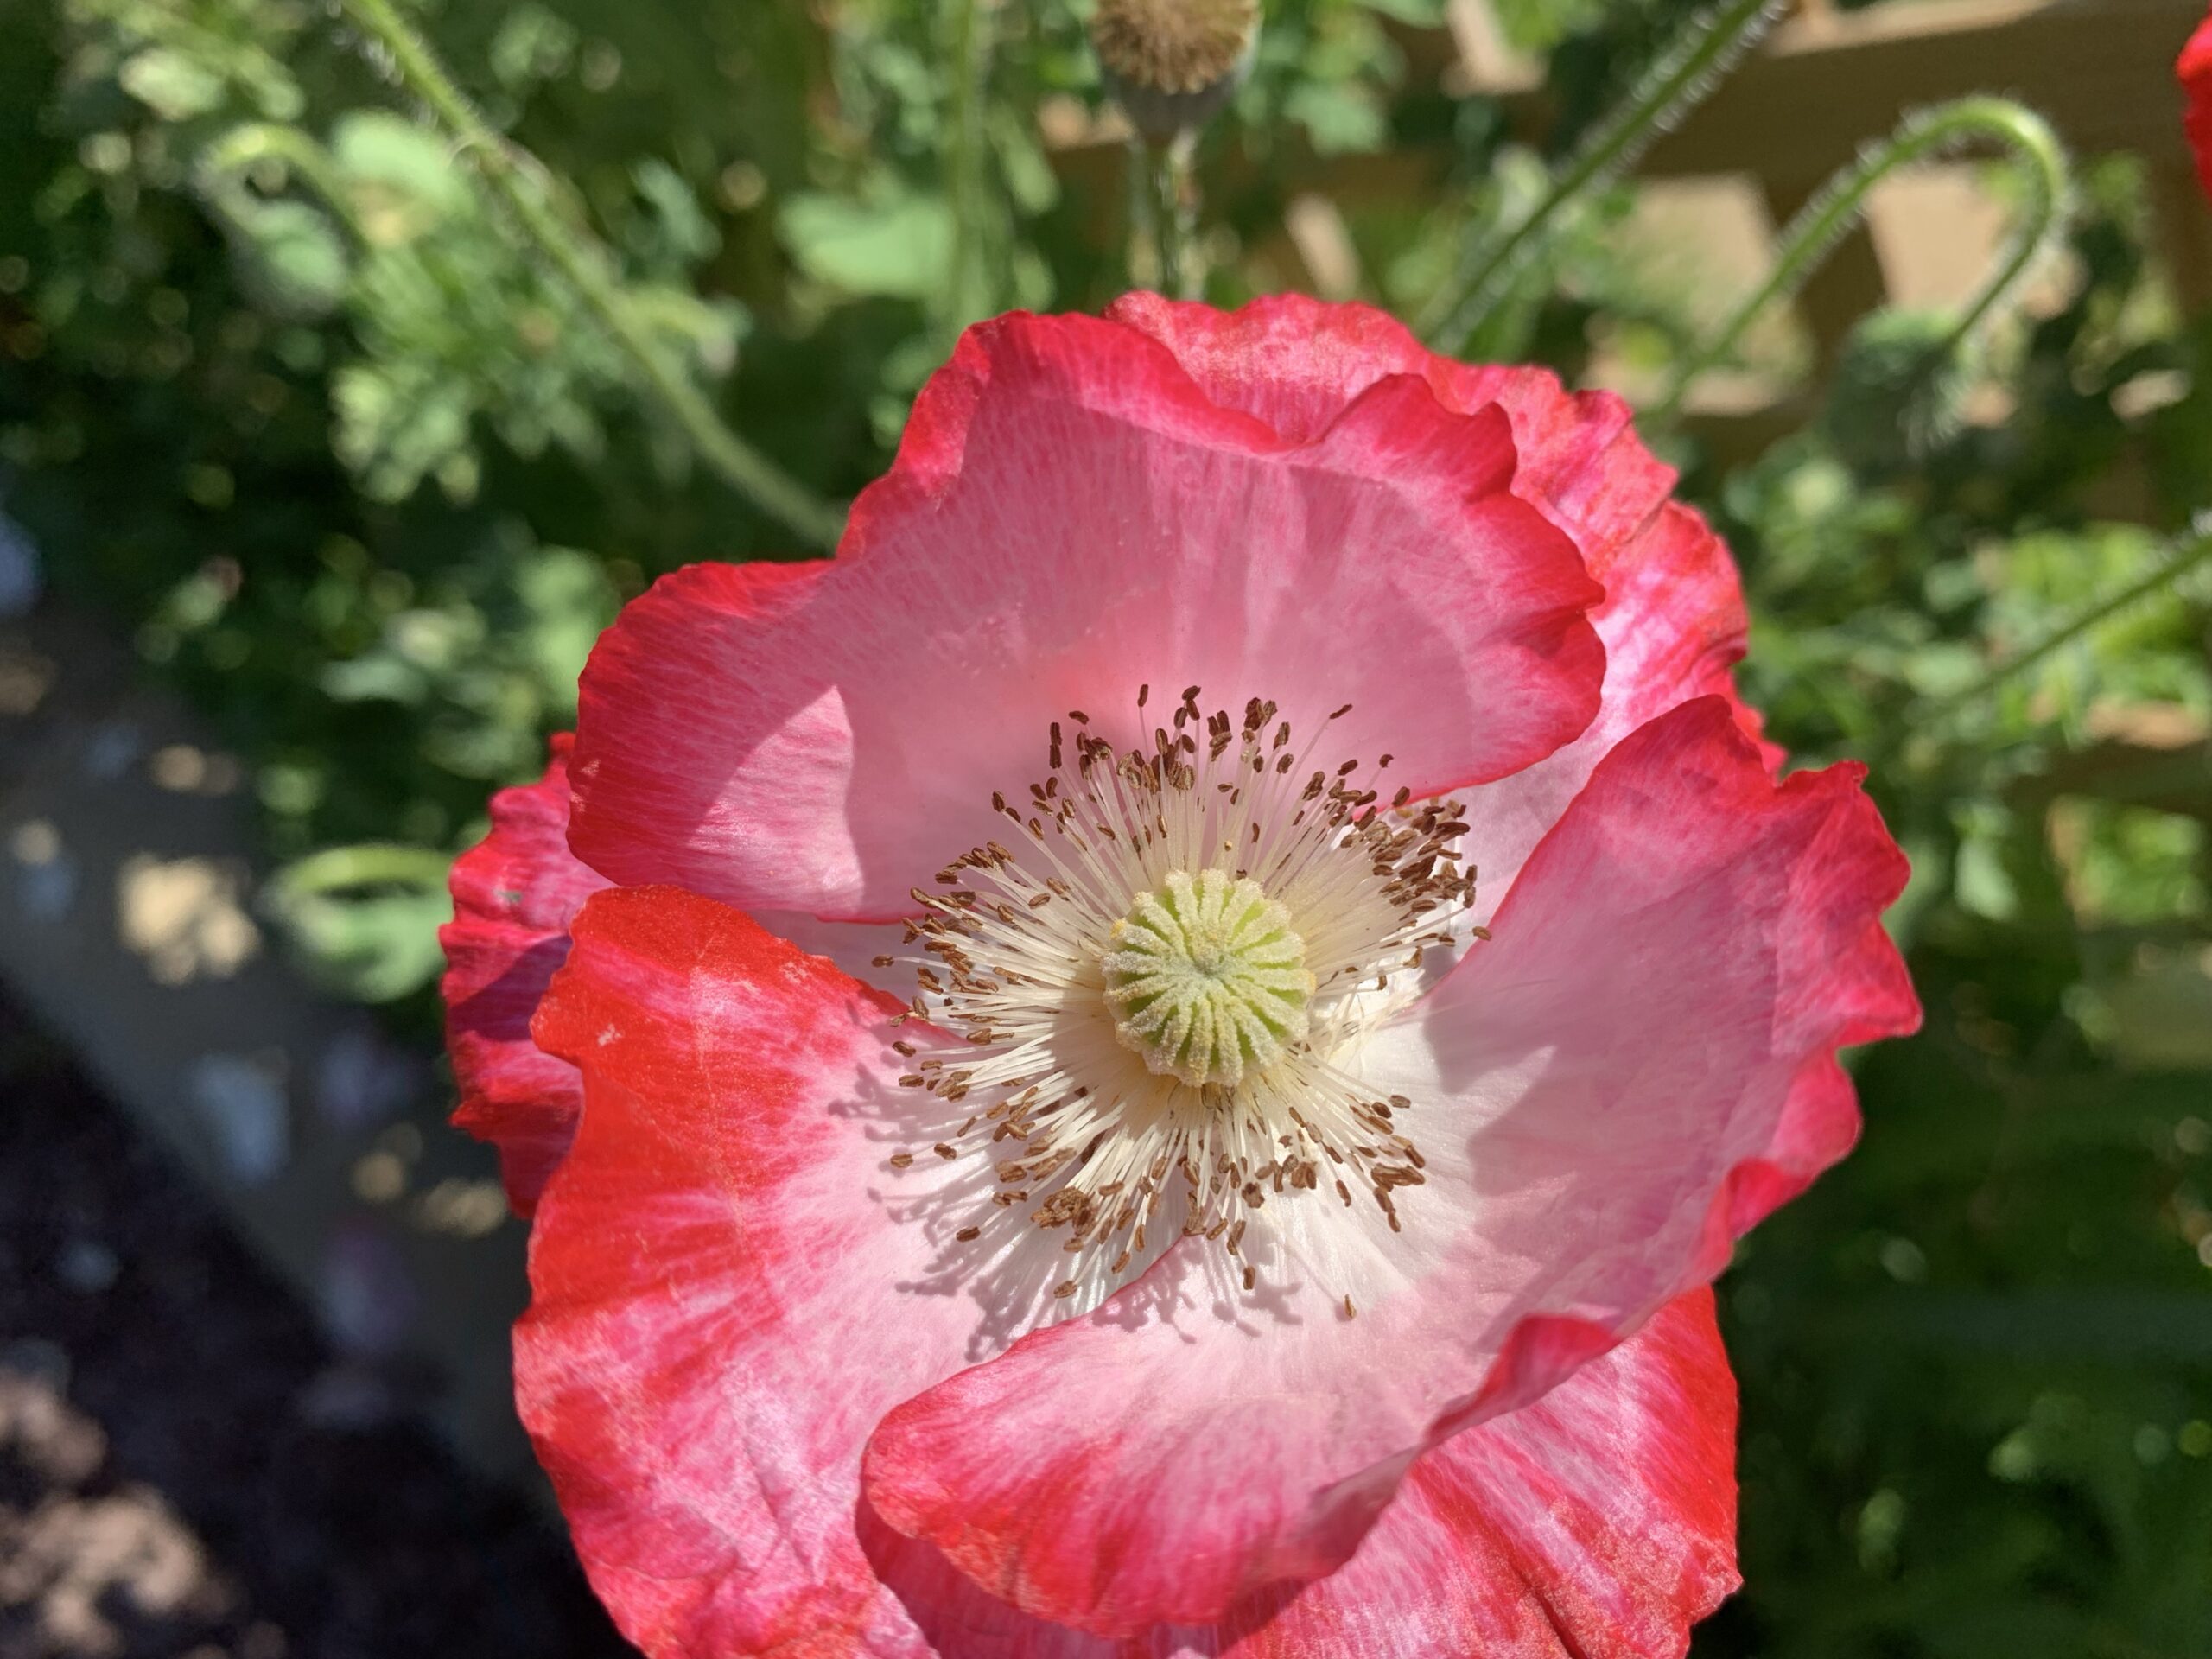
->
2183, 7, 2212, 200
441, 296, 1919, 1656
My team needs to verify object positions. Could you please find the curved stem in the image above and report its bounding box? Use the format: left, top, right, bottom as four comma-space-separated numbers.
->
270, 842, 455, 898
1916, 524, 2212, 727
197, 123, 373, 244
1654, 96, 2069, 422
1419, 0, 1784, 353
334, 0, 845, 550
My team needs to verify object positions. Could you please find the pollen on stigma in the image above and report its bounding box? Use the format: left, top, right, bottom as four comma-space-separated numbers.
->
878, 684, 1483, 1309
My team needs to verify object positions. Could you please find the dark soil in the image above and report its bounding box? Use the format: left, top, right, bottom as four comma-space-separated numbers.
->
0, 994, 631, 1659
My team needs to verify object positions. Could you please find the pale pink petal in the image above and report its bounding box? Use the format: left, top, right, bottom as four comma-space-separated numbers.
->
1107, 294, 1673, 564
858, 1289, 1737, 1659
1457, 499, 1777, 924
1225, 1287, 1738, 1659
1106, 294, 1776, 916
861, 697, 1916, 1636
440, 735, 607, 1216
567, 310, 1604, 918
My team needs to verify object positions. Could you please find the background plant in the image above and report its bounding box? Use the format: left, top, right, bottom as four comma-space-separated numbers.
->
2, 0, 2209, 1650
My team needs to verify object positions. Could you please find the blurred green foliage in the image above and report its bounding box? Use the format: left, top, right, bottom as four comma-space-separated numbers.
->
0, 0, 2209, 1651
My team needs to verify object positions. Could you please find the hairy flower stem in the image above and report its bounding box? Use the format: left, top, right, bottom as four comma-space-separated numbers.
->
1420, 0, 1784, 353
1916, 524, 2212, 727
1150, 133, 1203, 300
1655, 96, 2069, 422
1125, 135, 1197, 296
334, 0, 845, 551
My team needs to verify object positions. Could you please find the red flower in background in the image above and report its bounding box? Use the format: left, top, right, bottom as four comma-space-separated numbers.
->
441, 296, 1919, 1657
2183, 8, 2212, 200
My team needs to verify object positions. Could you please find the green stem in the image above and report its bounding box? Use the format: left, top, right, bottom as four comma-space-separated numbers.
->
942, 0, 991, 340
1655, 96, 2069, 421
1151, 132, 1201, 300
271, 843, 455, 898
334, 0, 844, 550
1917, 524, 2212, 726
1419, 0, 1784, 353
1126, 135, 1154, 289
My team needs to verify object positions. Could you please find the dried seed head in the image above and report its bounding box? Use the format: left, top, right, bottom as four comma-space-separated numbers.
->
1091, 0, 1259, 139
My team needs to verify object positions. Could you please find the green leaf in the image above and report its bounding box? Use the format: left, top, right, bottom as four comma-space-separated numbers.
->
118, 48, 227, 121
779, 188, 952, 301
332, 111, 472, 234
515, 546, 617, 713
488, 3, 580, 91
226, 199, 349, 320
263, 845, 454, 1004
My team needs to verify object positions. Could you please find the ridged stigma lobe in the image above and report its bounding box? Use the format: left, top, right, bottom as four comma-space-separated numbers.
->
1101, 868, 1313, 1089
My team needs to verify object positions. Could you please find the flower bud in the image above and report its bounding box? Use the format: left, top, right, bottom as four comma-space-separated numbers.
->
1091, 0, 1259, 143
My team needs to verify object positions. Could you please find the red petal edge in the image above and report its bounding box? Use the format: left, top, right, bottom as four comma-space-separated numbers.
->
2182, 9, 2212, 202
440, 735, 607, 1216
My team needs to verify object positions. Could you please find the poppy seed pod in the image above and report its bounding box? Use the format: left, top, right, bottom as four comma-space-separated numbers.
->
1092, 0, 1260, 141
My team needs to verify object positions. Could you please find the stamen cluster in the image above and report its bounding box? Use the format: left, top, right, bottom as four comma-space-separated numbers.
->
881, 686, 1480, 1302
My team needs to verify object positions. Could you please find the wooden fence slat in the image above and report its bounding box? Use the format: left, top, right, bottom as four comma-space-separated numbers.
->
1637, 0, 2205, 188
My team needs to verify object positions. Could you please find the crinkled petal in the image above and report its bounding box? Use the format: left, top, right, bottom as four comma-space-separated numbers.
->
568, 309, 1605, 918
861, 697, 1916, 1637
441, 736, 909, 1217
517, 884, 1000, 1659
1106, 294, 1672, 565
1106, 294, 1775, 915
440, 735, 608, 1216
2184, 10, 2212, 201
1456, 499, 1776, 923
859, 1288, 1736, 1659
1228, 1287, 1738, 1659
